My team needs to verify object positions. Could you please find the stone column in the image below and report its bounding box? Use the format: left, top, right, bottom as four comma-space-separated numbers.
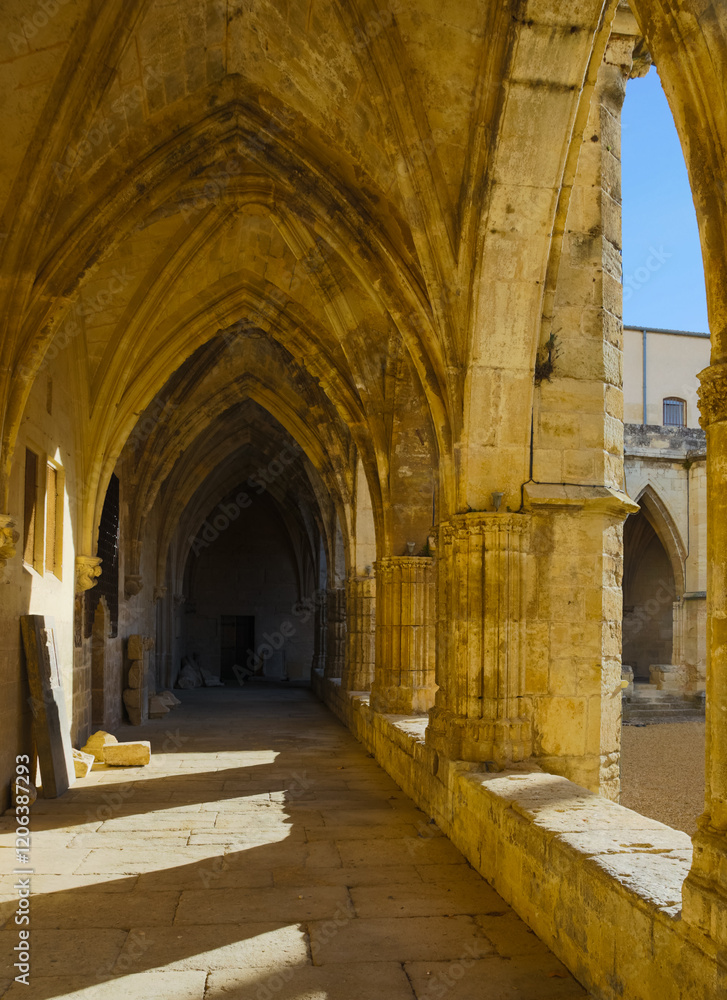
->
683, 362, 727, 947
425, 514, 530, 762
369, 557, 435, 714
342, 575, 376, 692
323, 587, 346, 680
672, 598, 685, 675
312, 592, 327, 673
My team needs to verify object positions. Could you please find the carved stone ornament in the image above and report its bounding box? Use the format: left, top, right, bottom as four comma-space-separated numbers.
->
0, 514, 19, 569
124, 574, 144, 598
698, 364, 727, 428
75, 555, 102, 593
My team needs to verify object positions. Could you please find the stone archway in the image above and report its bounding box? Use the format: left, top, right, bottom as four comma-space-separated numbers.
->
623, 507, 677, 680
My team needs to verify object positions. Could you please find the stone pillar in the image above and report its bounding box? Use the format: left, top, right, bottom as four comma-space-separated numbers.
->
312, 592, 327, 673
323, 587, 346, 679
342, 575, 376, 692
672, 599, 683, 668
683, 362, 727, 947
369, 557, 435, 714
426, 514, 530, 763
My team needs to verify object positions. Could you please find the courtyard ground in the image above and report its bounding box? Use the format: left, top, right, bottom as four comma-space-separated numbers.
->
620, 721, 706, 835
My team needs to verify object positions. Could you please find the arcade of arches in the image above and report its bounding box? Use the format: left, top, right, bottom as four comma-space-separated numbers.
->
1, 1, 727, 997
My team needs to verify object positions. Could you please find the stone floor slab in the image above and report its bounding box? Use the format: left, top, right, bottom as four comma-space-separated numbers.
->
1, 890, 179, 930
351, 879, 503, 918
112, 923, 309, 972
0, 971, 208, 999
0, 928, 128, 977
204, 961, 415, 999
405, 957, 590, 999
336, 836, 466, 868
308, 914, 493, 964
175, 885, 351, 924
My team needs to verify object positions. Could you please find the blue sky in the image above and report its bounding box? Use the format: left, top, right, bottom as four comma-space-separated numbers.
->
621, 65, 709, 333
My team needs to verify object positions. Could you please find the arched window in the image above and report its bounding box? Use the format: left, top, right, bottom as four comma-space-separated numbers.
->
663, 397, 686, 427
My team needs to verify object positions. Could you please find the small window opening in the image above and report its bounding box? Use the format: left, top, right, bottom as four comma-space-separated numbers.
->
45, 463, 62, 578
23, 449, 38, 567
663, 397, 686, 427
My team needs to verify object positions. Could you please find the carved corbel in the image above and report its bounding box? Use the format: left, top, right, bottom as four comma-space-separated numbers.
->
124, 574, 144, 598
0, 515, 19, 570
75, 555, 102, 593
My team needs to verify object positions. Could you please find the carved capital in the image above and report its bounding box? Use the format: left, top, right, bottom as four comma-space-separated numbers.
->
124, 574, 144, 598
698, 364, 727, 427
153, 585, 167, 602
75, 555, 102, 593
0, 514, 19, 569
440, 512, 530, 549
375, 555, 434, 583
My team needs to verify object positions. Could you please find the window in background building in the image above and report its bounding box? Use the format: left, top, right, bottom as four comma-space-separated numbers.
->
663, 397, 686, 427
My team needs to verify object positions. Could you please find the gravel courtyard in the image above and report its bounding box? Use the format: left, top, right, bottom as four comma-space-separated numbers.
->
620, 722, 706, 835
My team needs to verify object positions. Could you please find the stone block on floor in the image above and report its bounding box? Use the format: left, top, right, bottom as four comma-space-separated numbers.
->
82, 731, 119, 762
103, 741, 152, 766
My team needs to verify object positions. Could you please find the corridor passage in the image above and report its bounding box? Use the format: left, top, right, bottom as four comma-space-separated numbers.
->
1, 689, 590, 999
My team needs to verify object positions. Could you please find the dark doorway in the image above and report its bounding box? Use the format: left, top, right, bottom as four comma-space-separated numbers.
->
220, 615, 255, 683
622, 510, 676, 680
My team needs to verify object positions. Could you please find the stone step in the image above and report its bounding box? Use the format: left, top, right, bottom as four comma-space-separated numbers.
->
623, 709, 705, 724
629, 699, 704, 709
624, 716, 705, 726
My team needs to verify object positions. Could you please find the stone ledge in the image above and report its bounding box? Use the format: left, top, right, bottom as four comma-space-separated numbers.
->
313, 673, 726, 999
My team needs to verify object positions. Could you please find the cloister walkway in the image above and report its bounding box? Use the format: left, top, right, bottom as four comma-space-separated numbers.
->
1, 687, 591, 999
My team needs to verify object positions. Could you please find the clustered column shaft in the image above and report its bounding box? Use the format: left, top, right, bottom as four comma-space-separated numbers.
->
426, 512, 531, 764
683, 361, 727, 946
370, 556, 435, 715
312, 593, 327, 673
342, 575, 376, 692
323, 587, 346, 680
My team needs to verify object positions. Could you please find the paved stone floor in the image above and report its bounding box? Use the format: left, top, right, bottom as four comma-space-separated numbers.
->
1, 687, 591, 999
